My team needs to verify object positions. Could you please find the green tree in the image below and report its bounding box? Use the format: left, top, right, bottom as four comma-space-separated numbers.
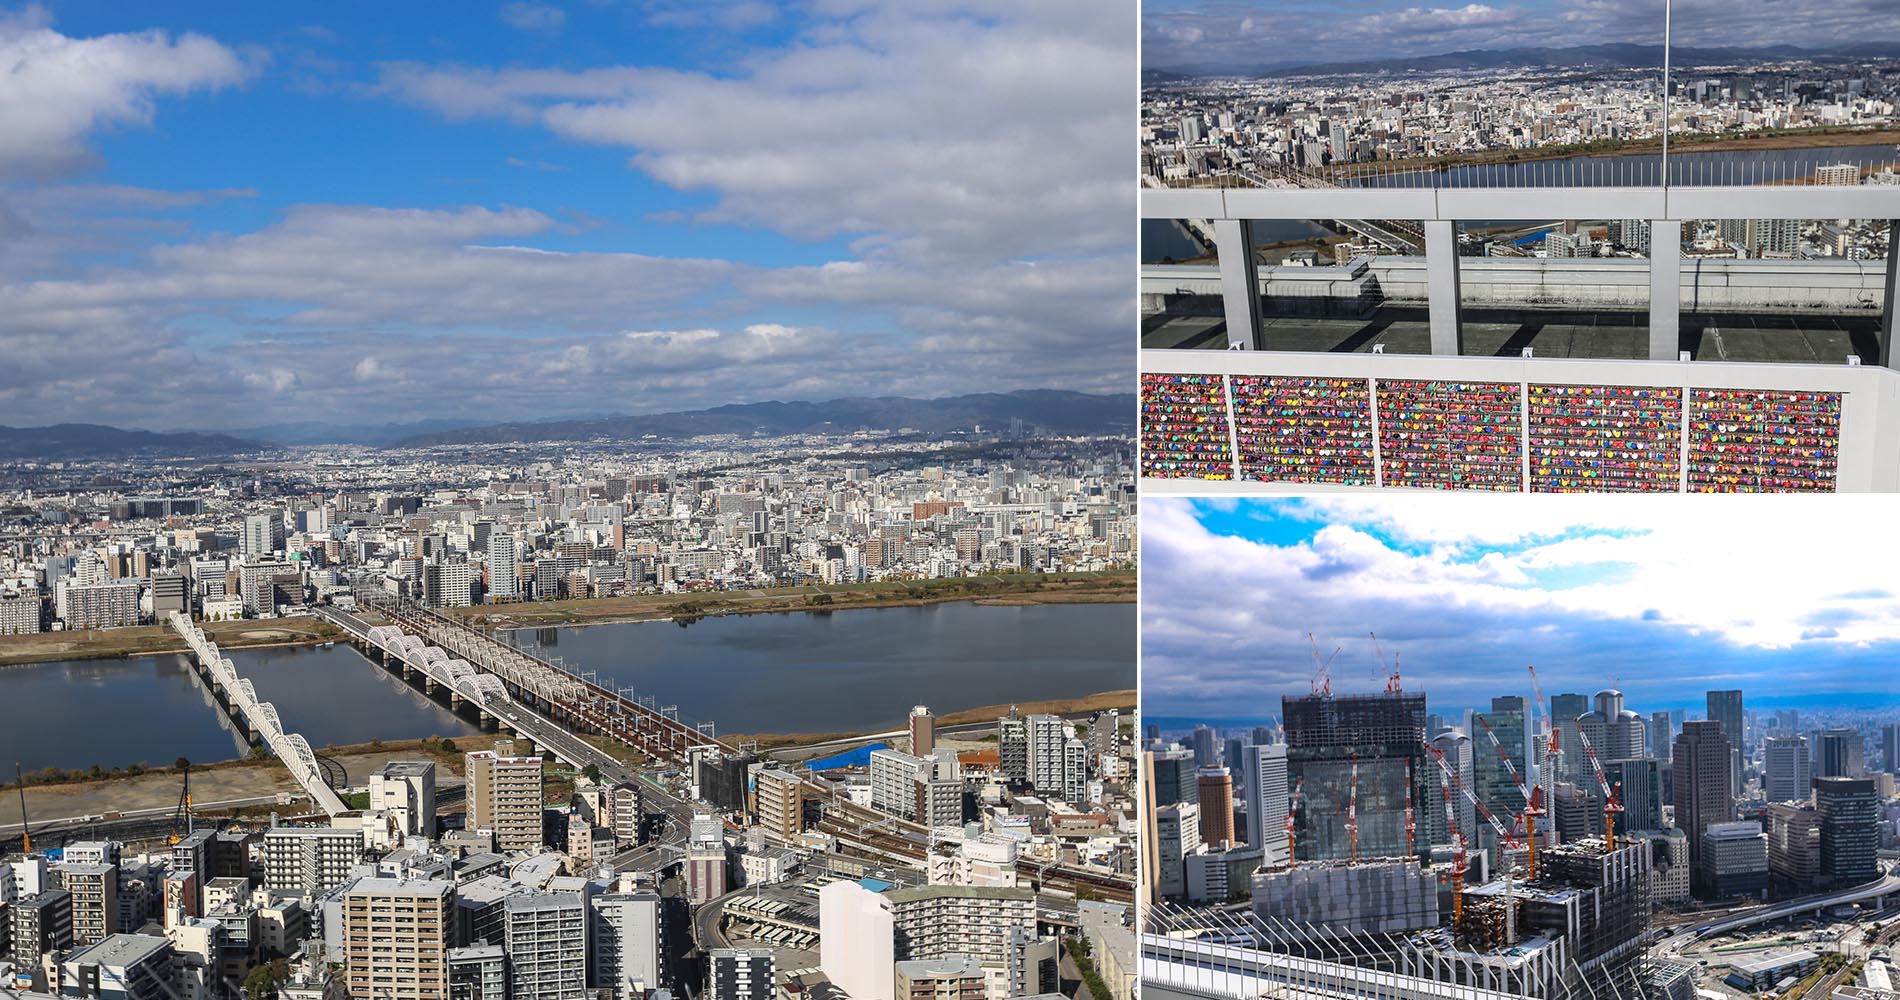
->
582, 763, 603, 784
438, 738, 458, 754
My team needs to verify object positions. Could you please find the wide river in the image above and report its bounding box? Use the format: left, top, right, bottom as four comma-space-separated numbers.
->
0, 602, 1133, 773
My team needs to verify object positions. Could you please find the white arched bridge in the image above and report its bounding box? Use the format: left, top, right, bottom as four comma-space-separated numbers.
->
167, 612, 348, 816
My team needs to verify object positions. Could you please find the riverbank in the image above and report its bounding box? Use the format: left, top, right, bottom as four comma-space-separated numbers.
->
454, 570, 1136, 630
729, 688, 1138, 752
0, 616, 345, 668
1336, 125, 1900, 177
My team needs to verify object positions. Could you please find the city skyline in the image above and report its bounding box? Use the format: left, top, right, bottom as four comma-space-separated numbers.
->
1143, 1, 1900, 74
1142, 497, 1900, 723
0, 1, 1133, 431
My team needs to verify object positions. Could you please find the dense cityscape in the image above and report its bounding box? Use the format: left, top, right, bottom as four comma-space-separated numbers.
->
1145, 676, 1900, 998
0, 431, 1139, 1000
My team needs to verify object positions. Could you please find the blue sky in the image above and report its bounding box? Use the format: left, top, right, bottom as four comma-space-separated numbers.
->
0, 1, 1132, 431
1142, 0, 1900, 73
1141, 497, 1900, 724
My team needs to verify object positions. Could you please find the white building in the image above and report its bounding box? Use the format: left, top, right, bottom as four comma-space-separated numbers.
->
819, 880, 895, 1000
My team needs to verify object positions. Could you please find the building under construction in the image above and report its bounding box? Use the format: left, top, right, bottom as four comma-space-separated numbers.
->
1250, 858, 1439, 942
1282, 689, 1430, 864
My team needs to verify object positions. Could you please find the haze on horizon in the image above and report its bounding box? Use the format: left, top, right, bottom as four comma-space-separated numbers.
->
1141, 497, 1900, 724
1142, 0, 1900, 74
0, 1, 1133, 433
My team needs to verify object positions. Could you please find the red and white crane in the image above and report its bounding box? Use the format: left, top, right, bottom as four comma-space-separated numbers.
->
1476, 713, 1542, 881
1572, 720, 1626, 851
1308, 633, 1340, 697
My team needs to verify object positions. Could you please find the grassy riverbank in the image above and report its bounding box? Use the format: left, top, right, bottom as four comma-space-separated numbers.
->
452, 570, 1135, 630
0, 616, 346, 668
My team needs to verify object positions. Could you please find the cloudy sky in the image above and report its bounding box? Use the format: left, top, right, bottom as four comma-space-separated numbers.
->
1142, 497, 1900, 726
1142, 0, 1900, 73
0, 1, 1132, 432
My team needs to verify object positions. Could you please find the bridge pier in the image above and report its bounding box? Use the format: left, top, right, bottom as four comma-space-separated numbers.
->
479, 709, 493, 729
425, 677, 436, 695
451, 692, 463, 710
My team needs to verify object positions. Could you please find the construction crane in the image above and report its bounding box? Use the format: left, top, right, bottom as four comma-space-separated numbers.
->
1347, 753, 1360, 864
1370, 631, 1402, 693
1475, 714, 1542, 880
1572, 722, 1626, 851
14, 763, 29, 854
1307, 633, 1340, 697
1431, 747, 1471, 934
1527, 664, 1561, 856
1425, 739, 1524, 946
1284, 777, 1305, 868
166, 760, 193, 847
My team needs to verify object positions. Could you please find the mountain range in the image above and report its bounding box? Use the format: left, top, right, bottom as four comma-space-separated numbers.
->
0, 424, 260, 460
1147, 41, 1900, 81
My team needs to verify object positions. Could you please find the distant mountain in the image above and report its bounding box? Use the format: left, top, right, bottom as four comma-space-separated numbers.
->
0, 423, 259, 460
391, 390, 1135, 447
236, 418, 486, 446
1151, 41, 1900, 80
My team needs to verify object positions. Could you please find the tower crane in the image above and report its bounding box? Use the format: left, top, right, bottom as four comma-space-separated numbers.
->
1432, 746, 1471, 935
1527, 664, 1561, 855
1370, 631, 1402, 693
1572, 722, 1626, 851
1426, 739, 1524, 946
1307, 633, 1339, 697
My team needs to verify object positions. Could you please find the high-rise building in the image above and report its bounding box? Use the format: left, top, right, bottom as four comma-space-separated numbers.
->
1675, 721, 1735, 898
1154, 803, 1200, 899
1814, 728, 1865, 779
1240, 743, 1288, 853
1149, 748, 1197, 808
487, 532, 517, 602
1549, 692, 1588, 785
241, 511, 285, 561
1196, 766, 1235, 848
1025, 714, 1079, 798
1605, 757, 1663, 833
1763, 735, 1811, 803
909, 705, 935, 757
1883, 722, 1900, 775
61, 580, 141, 630
11, 889, 74, 963
686, 813, 729, 904
368, 761, 437, 839
449, 943, 508, 1000
819, 881, 895, 1000
1708, 690, 1745, 790
61, 863, 118, 947
590, 892, 662, 999
1814, 776, 1879, 887
1697, 821, 1768, 901
1282, 691, 1428, 862
894, 956, 986, 1000
1472, 697, 1529, 841
754, 766, 802, 840
1648, 711, 1673, 761
997, 709, 1028, 784
465, 743, 545, 853
60, 933, 177, 1000
1425, 729, 1475, 849
1767, 802, 1822, 894
262, 827, 364, 895
1191, 724, 1218, 767
885, 885, 1036, 965
503, 891, 587, 1000
1578, 689, 1646, 760
340, 878, 453, 1000
707, 948, 775, 1000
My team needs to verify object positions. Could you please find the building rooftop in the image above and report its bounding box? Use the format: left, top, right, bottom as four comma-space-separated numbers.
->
64, 933, 170, 969
895, 955, 985, 978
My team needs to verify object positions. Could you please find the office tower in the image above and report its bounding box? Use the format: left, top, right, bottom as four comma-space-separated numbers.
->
487, 532, 517, 601
1814, 776, 1879, 886
1649, 711, 1673, 760
1191, 724, 1218, 767
466, 744, 545, 853
1223, 736, 1245, 775
1775, 709, 1801, 735
62, 863, 118, 947
1550, 692, 1588, 784
260, 832, 362, 901
1154, 803, 1201, 899
1150, 748, 1198, 808
1708, 689, 1744, 766
241, 511, 285, 560
1763, 736, 1811, 802
686, 813, 729, 904
369, 761, 437, 839
11, 889, 74, 963
1241, 743, 1289, 853
1282, 690, 1428, 862
997, 709, 1028, 784
1425, 728, 1475, 849
1675, 722, 1735, 897
1605, 757, 1663, 832
504, 892, 587, 1000
589, 891, 662, 998
1578, 689, 1646, 760
449, 944, 508, 1000
1815, 728, 1865, 779
1767, 802, 1823, 893
754, 766, 802, 839
1196, 766, 1235, 848
819, 881, 895, 1000
1884, 723, 1900, 774
1472, 696, 1529, 840
1250, 725, 1276, 746
340, 878, 453, 1000
1696, 822, 1769, 901
708, 948, 775, 1000
908, 705, 935, 757
59, 933, 174, 1000
894, 956, 985, 1000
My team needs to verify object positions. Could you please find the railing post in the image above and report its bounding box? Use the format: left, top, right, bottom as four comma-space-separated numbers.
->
1425, 220, 1462, 356
1213, 219, 1262, 350
1881, 220, 1899, 369
1649, 220, 1684, 360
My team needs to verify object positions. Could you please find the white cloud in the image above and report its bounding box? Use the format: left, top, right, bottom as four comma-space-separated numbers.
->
500, 2, 566, 33
0, 10, 248, 178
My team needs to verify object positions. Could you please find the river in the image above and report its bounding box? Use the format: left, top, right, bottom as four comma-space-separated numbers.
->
0, 601, 1134, 772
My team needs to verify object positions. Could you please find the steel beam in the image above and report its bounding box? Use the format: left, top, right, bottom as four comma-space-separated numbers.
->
1213, 219, 1262, 350
1425, 220, 1462, 356
1649, 220, 1684, 360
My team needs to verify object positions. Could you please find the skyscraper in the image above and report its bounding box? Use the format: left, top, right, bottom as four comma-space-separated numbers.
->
1814, 776, 1879, 886
1196, 766, 1235, 848
1883, 722, 1900, 775
241, 511, 285, 561
1763, 736, 1811, 803
1240, 742, 1289, 853
466, 743, 545, 853
1282, 690, 1428, 862
487, 531, 517, 601
1472, 696, 1529, 837
1191, 724, 1218, 767
1149, 748, 1198, 808
1425, 728, 1475, 850
1674, 721, 1734, 897
1815, 728, 1865, 779
340, 878, 453, 1000
1550, 692, 1589, 785
1708, 690, 1745, 790
909, 705, 935, 757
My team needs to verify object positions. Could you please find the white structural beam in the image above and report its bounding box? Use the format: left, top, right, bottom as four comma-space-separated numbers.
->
1212, 219, 1262, 350
1883, 220, 1899, 370
1142, 184, 1900, 223
1649, 220, 1684, 361
1424, 220, 1462, 356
